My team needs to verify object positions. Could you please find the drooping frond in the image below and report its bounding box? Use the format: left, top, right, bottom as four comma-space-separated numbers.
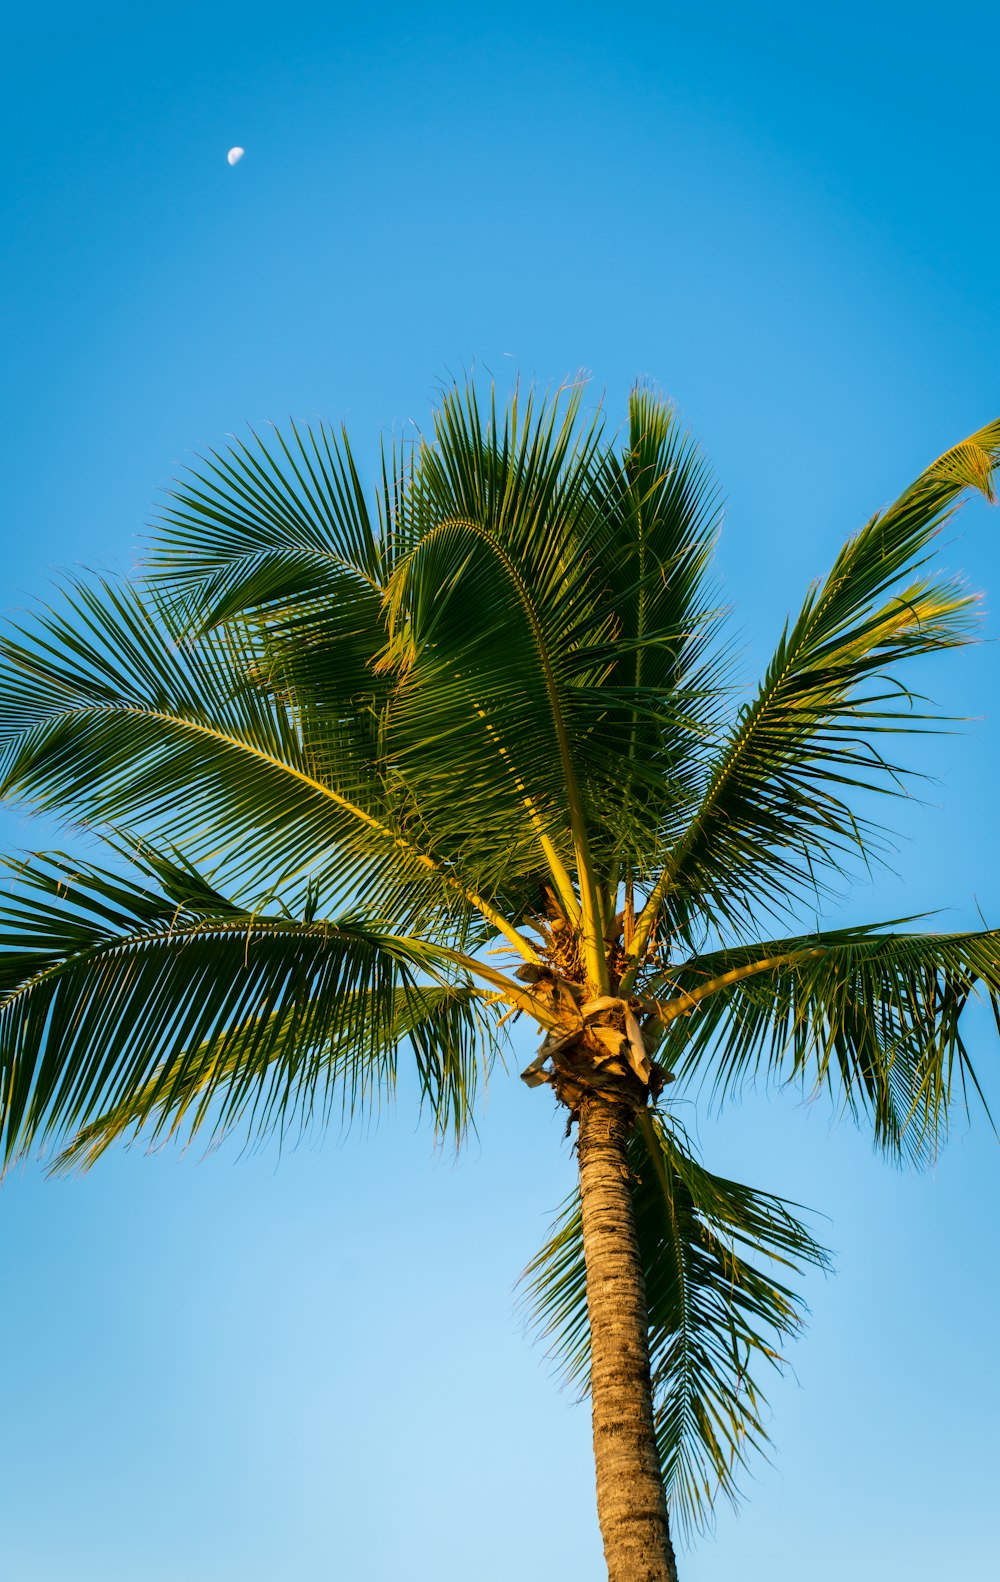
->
658, 922, 1000, 1159
55, 978, 490, 1172
0, 850, 489, 1167
522, 1113, 828, 1535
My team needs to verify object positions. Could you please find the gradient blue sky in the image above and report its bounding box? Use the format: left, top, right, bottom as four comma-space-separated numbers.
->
2, 4, 999, 1578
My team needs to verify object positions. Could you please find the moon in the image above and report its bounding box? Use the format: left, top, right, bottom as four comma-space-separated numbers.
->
226, 147, 245, 166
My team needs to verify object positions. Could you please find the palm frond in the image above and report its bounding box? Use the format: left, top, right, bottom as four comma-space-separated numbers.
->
55, 978, 491, 1172
0, 578, 507, 937
522, 1113, 828, 1535
584, 386, 725, 873
380, 381, 614, 957
150, 419, 385, 628
376, 380, 732, 975
659, 922, 1000, 1159
0, 850, 484, 1167
627, 418, 1000, 958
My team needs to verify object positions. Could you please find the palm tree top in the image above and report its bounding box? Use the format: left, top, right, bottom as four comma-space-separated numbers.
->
0, 376, 998, 1538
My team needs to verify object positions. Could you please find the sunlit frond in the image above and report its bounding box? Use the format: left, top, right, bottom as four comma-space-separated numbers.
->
151, 419, 385, 627
659, 922, 1000, 1159
628, 418, 1000, 956
0, 579, 490, 932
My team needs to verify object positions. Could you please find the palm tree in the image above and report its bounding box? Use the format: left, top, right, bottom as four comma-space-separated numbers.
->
0, 381, 998, 1581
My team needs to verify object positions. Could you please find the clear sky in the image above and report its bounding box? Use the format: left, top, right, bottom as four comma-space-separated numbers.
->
2, 3, 999, 1578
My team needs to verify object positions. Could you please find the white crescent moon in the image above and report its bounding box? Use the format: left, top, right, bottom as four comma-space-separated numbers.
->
226, 147, 245, 166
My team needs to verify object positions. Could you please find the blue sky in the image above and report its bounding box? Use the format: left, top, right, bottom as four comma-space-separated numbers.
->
2, 3, 999, 1577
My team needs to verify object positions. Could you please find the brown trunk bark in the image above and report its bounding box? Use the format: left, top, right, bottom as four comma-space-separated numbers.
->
577, 1094, 678, 1582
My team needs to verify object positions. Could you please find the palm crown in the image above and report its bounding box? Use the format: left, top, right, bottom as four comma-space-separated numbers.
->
1, 381, 998, 1565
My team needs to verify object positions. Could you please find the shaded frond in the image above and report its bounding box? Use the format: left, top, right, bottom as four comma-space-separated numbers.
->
0, 851, 482, 1167
522, 1114, 828, 1534
379, 381, 614, 911
55, 978, 492, 1172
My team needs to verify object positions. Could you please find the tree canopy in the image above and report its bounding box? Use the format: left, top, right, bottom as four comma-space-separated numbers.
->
0, 381, 997, 1537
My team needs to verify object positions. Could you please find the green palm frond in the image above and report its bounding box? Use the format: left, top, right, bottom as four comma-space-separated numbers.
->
0, 850, 488, 1167
0, 578, 500, 935
152, 419, 385, 627
585, 387, 725, 869
375, 381, 726, 973
150, 423, 399, 802
54, 978, 490, 1172
378, 381, 622, 957
522, 1113, 829, 1535
659, 922, 1000, 1159
149, 385, 726, 939
626, 418, 1000, 958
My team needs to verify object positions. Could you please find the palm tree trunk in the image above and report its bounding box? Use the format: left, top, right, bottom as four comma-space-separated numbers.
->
577, 1093, 678, 1582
